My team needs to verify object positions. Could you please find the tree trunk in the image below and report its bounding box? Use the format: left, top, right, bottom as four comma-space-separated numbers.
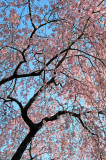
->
11, 130, 36, 160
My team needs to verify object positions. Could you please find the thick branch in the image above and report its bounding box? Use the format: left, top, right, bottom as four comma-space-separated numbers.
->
56, 51, 68, 68
41, 111, 80, 123
12, 110, 96, 160
40, 110, 98, 136
0, 69, 43, 86
11, 111, 79, 160
11, 130, 37, 160
97, 0, 104, 6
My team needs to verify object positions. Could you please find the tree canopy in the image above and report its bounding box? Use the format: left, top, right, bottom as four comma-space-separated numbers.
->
0, 0, 105, 159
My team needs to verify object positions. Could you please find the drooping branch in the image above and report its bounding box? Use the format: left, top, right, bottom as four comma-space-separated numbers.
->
23, 76, 56, 113
70, 48, 106, 66
0, 17, 89, 86
2, 45, 26, 62
23, 50, 69, 113
0, 46, 69, 86
7, 96, 23, 111
0, 0, 105, 159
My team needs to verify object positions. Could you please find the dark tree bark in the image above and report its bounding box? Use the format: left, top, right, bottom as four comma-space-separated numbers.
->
11, 130, 36, 160
11, 111, 82, 160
